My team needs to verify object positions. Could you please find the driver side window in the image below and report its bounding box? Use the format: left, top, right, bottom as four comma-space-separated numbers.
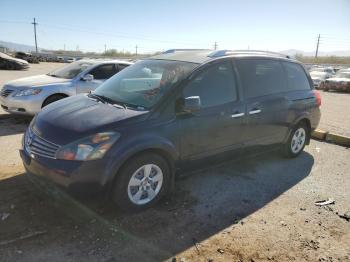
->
183, 61, 237, 108
89, 64, 117, 80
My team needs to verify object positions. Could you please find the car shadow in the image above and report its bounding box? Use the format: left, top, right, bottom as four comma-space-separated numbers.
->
84, 149, 315, 260
0, 149, 314, 261
0, 116, 31, 136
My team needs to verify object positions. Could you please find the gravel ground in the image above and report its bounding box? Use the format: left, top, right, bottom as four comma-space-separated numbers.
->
0, 117, 349, 262
1, 63, 349, 137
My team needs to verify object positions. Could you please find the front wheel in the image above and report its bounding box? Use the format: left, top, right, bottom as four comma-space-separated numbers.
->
112, 153, 171, 211
42, 94, 67, 108
282, 123, 309, 158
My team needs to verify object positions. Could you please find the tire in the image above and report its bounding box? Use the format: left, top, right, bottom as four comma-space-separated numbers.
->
42, 94, 67, 108
112, 153, 171, 211
282, 122, 309, 158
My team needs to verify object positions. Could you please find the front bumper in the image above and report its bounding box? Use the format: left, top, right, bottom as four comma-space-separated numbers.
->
20, 147, 107, 193
0, 93, 43, 115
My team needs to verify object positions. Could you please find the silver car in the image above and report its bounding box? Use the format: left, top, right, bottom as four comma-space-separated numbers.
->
0, 59, 132, 115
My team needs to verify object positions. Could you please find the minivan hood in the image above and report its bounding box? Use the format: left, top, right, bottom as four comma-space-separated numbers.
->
33, 95, 148, 145
5, 74, 70, 89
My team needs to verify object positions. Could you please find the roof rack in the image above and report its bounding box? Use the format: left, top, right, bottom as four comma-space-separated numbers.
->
162, 49, 210, 54
208, 50, 290, 59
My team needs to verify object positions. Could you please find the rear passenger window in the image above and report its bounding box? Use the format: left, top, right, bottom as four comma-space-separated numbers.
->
183, 61, 237, 108
235, 59, 286, 98
89, 64, 117, 80
117, 64, 130, 72
283, 62, 311, 91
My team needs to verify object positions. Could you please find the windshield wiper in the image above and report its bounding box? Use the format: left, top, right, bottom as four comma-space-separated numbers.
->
88, 93, 127, 109
88, 93, 146, 110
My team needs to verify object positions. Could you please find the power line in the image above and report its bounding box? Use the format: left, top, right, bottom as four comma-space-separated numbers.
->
0, 20, 29, 24
0, 19, 207, 47
39, 23, 205, 46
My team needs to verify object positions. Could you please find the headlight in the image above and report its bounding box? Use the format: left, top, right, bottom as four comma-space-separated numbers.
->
14, 88, 42, 97
56, 132, 120, 161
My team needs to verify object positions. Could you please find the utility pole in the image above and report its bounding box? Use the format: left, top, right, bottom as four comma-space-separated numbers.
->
135, 45, 138, 56
31, 18, 38, 54
315, 34, 320, 58
104, 44, 107, 53
213, 42, 218, 50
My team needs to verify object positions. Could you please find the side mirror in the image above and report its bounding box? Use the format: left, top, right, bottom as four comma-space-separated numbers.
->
181, 96, 201, 113
82, 74, 94, 81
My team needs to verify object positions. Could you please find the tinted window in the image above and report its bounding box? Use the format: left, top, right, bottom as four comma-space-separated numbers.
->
235, 59, 286, 98
89, 64, 117, 80
48, 61, 93, 79
183, 61, 237, 108
118, 63, 130, 72
283, 62, 311, 91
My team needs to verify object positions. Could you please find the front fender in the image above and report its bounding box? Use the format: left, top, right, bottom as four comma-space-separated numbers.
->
101, 134, 178, 186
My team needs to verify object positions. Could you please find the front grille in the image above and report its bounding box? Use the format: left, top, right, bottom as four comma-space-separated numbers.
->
1, 89, 14, 97
24, 128, 60, 159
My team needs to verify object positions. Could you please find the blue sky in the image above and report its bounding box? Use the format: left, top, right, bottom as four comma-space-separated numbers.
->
0, 0, 349, 53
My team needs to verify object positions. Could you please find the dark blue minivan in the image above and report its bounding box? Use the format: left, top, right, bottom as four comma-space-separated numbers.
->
20, 50, 321, 210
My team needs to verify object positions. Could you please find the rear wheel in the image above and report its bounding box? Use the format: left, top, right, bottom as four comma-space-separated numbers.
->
282, 122, 309, 158
112, 153, 171, 211
42, 94, 67, 108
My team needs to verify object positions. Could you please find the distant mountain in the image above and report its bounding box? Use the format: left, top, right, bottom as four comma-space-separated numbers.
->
280, 49, 350, 57
0, 40, 42, 53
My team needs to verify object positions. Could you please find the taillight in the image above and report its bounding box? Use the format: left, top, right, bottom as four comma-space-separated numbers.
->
313, 90, 321, 107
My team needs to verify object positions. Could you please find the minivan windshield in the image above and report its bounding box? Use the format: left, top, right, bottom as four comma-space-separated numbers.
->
93, 59, 198, 109
48, 61, 93, 79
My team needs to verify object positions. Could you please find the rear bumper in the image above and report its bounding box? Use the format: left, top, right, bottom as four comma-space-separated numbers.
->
310, 107, 321, 131
20, 148, 107, 193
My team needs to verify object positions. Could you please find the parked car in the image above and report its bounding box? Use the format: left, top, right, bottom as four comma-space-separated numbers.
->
309, 67, 335, 78
20, 49, 321, 211
323, 69, 350, 92
66, 57, 76, 63
15, 52, 39, 64
310, 71, 329, 89
0, 52, 29, 70
0, 59, 132, 115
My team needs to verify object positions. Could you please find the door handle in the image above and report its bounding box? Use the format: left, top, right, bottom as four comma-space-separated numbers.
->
231, 112, 245, 118
249, 109, 262, 115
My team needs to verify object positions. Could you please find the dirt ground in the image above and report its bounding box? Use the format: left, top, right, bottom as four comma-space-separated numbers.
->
0, 116, 349, 262
1, 62, 350, 137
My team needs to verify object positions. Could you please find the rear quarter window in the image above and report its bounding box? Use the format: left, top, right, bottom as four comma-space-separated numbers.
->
282, 62, 311, 91
235, 58, 286, 98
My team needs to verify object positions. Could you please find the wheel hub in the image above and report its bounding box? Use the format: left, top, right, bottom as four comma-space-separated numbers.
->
291, 127, 306, 154
127, 164, 163, 205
